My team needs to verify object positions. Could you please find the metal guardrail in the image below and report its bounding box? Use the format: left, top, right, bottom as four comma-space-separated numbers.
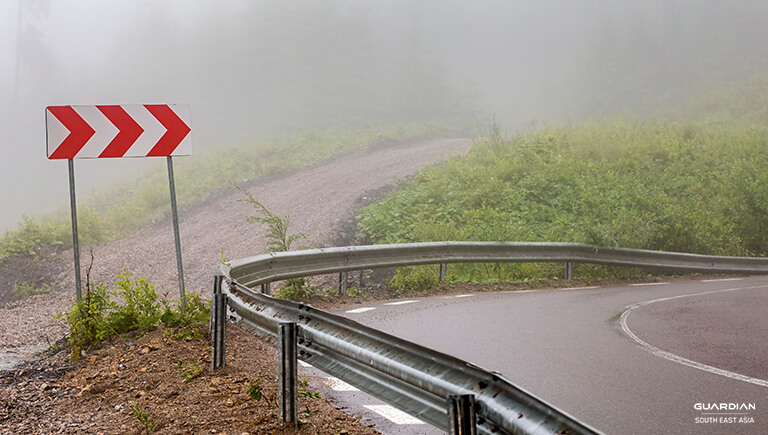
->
222, 242, 768, 289
215, 242, 768, 434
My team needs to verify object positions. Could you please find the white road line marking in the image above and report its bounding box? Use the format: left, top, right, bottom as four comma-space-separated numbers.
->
384, 300, 419, 306
299, 360, 313, 368
346, 307, 376, 314
557, 286, 599, 291
629, 282, 669, 286
364, 405, 425, 425
619, 284, 768, 388
700, 277, 745, 283
327, 378, 359, 391
453, 294, 473, 298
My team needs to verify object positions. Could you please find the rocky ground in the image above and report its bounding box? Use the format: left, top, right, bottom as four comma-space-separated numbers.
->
0, 323, 381, 434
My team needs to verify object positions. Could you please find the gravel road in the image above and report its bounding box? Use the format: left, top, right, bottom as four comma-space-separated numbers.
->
0, 137, 473, 368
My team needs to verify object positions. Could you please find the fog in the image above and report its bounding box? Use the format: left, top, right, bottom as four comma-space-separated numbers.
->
2, 0, 768, 230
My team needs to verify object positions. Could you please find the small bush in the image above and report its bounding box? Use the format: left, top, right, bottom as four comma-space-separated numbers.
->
59, 269, 209, 361
276, 278, 309, 301
109, 271, 164, 333
388, 266, 439, 293
60, 281, 113, 361
161, 292, 210, 340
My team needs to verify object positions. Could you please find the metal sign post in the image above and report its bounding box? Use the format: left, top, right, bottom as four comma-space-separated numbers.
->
167, 156, 186, 308
46, 104, 192, 303
68, 159, 83, 300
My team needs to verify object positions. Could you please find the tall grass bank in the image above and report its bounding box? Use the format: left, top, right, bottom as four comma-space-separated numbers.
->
357, 119, 768, 282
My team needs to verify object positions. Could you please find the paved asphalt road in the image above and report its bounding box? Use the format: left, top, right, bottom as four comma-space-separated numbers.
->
333, 276, 768, 435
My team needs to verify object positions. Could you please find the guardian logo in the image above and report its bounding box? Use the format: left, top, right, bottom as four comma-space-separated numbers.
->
694, 403, 756, 425
694, 403, 756, 411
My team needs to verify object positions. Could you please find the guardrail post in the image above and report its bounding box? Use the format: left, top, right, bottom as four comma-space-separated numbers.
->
210, 275, 227, 372
448, 394, 477, 435
565, 262, 573, 280
339, 271, 347, 296
279, 322, 298, 427
439, 263, 447, 283
261, 282, 270, 295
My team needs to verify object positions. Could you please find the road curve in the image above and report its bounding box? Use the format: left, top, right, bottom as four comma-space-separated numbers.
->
337, 276, 768, 434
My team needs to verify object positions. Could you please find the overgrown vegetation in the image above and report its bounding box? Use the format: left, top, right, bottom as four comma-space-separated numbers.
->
359, 79, 768, 285
0, 122, 458, 266
59, 254, 209, 361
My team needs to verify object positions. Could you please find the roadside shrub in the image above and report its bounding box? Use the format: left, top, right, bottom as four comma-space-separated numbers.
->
108, 271, 164, 332
59, 269, 209, 361
275, 278, 309, 301
161, 292, 211, 340
388, 266, 439, 293
60, 281, 113, 361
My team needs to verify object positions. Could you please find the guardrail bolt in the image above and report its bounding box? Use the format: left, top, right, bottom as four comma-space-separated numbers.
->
448, 394, 477, 435
565, 262, 573, 280
279, 322, 298, 427
439, 263, 447, 283
211, 275, 227, 372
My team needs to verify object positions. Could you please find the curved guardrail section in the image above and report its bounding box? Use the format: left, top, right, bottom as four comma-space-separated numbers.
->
219, 242, 768, 435
222, 241, 768, 288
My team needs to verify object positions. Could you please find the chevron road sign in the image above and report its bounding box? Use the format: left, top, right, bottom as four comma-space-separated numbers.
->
45, 104, 191, 159
47, 103, 192, 306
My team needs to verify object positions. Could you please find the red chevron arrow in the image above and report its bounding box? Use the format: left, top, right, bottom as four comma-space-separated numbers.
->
47, 106, 96, 159
97, 105, 145, 158
145, 105, 191, 157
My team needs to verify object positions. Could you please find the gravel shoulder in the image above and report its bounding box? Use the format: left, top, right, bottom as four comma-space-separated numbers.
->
0, 137, 472, 378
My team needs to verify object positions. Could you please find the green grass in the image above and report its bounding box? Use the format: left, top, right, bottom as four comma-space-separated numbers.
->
59, 270, 209, 361
357, 79, 768, 284
12, 281, 55, 299
0, 122, 464, 265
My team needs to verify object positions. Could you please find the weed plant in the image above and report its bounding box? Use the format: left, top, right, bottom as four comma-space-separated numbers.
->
234, 184, 311, 300
233, 184, 307, 253
174, 360, 202, 383
129, 402, 155, 435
